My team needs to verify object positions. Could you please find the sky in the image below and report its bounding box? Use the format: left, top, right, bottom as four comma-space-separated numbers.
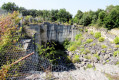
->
0, 0, 119, 16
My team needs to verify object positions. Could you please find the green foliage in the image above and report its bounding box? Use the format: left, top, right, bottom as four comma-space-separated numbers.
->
93, 54, 100, 60
114, 37, 119, 44
75, 34, 82, 41
72, 54, 80, 63
115, 45, 119, 48
68, 45, 77, 51
101, 45, 107, 49
85, 55, 91, 59
98, 37, 105, 42
113, 50, 119, 57
116, 61, 119, 65
86, 64, 93, 68
2, 2, 19, 11
63, 39, 70, 49
80, 48, 84, 53
86, 39, 93, 43
94, 32, 101, 38
90, 31, 94, 35
85, 29, 88, 32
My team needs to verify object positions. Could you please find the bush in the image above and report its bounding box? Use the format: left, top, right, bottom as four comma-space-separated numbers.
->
101, 45, 107, 49
115, 45, 119, 48
85, 29, 88, 32
72, 54, 80, 63
94, 32, 101, 38
76, 40, 82, 46
90, 31, 94, 35
75, 34, 82, 41
114, 37, 119, 44
86, 64, 93, 68
86, 39, 93, 43
113, 50, 119, 57
93, 54, 100, 60
68, 45, 77, 51
98, 37, 105, 42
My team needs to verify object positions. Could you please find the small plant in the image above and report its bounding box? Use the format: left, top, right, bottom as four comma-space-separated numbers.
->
94, 32, 101, 38
85, 48, 90, 53
101, 45, 107, 49
85, 55, 91, 59
116, 61, 119, 65
101, 50, 106, 53
80, 48, 84, 53
85, 29, 88, 32
93, 54, 100, 60
75, 34, 82, 41
86, 39, 93, 43
93, 43, 96, 46
86, 64, 93, 68
115, 45, 119, 48
98, 37, 105, 42
114, 37, 119, 44
76, 40, 82, 46
72, 54, 80, 63
68, 45, 77, 51
113, 50, 119, 57
106, 60, 109, 63
90, 31, 94, 35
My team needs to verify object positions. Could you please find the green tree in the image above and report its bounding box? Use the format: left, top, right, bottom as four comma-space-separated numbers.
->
2, 2, 18, 11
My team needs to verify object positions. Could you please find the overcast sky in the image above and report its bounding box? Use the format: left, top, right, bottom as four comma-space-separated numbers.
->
0, 0, 119, 16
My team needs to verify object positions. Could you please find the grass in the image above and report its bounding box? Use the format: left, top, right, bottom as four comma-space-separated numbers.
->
113, 50, 119, 57
101, 45, 107, 49
86, 39, 93, 43
114, 37, 119, 44
72, 54, 80, 63
94, 32, 101, 38
98, 37, 105, 42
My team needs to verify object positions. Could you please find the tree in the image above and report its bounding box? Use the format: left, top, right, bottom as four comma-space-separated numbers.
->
1, 2, 18, 11
98, 11, 106, 25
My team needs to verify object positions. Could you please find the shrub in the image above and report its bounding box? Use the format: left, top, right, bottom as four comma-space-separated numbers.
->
115, 45, 119, 48
85, 29, 88, 32
93, 54, 100, 60
76, 40, 82, 46
75, 34, 82, 41
85, 55, 91, 59
85, 48, 90, 53
98, 37, 105, 42
68, 45, 77, 51
80, 48, 84, 53
101, 45, 107, 49
116, 62, 119, 65
90, 31, 94, 35
114, 37, 119, 44
72, 54, 80, 63
86, 64, 93, 68
113, 50, 119, 57
86, 39, 93, 43
94, 32, 101, 38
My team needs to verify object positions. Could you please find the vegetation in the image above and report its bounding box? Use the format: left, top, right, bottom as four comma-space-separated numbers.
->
75, 34, 82, 41
98, 37, 105, 42
113, 50, 119, 57
90, 31, 94, 35
86, 64, 93, 68
72, 54, 80, 63
68, 45, 77, 51
101, 45, 107, 49
114, 37, 119, 44
94, 32, 101, 38
93, 54, 100, 60
86, 39, 93, 43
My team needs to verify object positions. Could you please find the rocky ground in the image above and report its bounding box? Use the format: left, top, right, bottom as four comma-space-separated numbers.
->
13, 30, 119, 80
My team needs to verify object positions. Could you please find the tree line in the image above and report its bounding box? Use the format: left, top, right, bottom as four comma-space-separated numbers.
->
1, 2, 119, 29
